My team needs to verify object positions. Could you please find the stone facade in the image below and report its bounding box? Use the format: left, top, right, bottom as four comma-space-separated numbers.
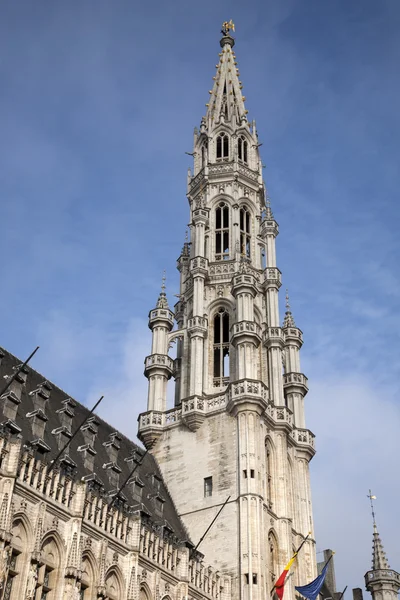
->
138, 30, 316, 600
0, 349, 227, 600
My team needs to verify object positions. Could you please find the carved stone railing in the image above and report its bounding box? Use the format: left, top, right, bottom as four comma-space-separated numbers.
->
263, 267, 282, 288
17, 451, 76, 509
208, 162, 234, 176
139, 411, 164, 429
190, 168, 206, 192
365, 569, 400, 585
189, 556, 222, 599
209, 261, 236, 280
283, 373, 308, 388
139, 522, 179, 572
283, 327, 303, 342
190, 257, 208, 272
238, 163, 258, 182
144, 355, 174, 373
266, 404, 293, 427
231, 320, 262, 337
291, 428, 315, 449
83, 489, 130, 542
164, 407, 182, 425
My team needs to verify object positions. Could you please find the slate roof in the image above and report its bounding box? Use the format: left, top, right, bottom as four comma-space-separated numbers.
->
0, 346, 190, 544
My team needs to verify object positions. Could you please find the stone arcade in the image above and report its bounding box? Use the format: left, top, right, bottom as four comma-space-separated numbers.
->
0, 24, 398, 600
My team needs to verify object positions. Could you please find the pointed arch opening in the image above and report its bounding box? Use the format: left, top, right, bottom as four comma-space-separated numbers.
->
215, 202, 230, 261
216, 132, 229, 160
240, 206, 251, 258
238, 135, 248, 164
268, 530, 279, 587
81, 552, 97, 599
3, 516, 31, 599
213, 307, 230, 387
265, 438, 274, 510
140, 582, 153, 600
36, 534, 63, 599
105, 566, 124, 600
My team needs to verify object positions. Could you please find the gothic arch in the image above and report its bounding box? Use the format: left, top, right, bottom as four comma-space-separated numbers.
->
81, 550, 98, 599
265, 437, 276, 509
209, 297, 235, 319
4, 515, 32, 598
37, 531, 64, 599
267, 529, 279, 587
105, 564, 125, 600
140, 581, 153, 600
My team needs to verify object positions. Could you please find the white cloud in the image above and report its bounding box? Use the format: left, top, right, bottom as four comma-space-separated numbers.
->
307, 373, 400, 590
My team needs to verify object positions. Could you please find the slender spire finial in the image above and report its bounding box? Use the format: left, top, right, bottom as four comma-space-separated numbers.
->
367, 490, 391, 570
264, 185, 274, 219
156, 270, 169, 309
283, 288, 296, 328
368, 489, 377, 529
285, 289, 290, 311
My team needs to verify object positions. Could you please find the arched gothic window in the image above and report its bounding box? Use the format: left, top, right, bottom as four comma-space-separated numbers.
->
3, 518, 29, 599
238, 135, 248, 163
105, 568, 123, 600
213, 308, 230, 387
215, 202, 229, 261
265, 440, 273, 509
81, 555, 95, 599
36, 536, 61, 599
240, 206, 251, 258
216, 133, 229, 160
268, 531, 279, 586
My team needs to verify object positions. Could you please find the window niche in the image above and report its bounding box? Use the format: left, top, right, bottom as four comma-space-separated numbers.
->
215, 203, 229, 261
216, 133, 229, 160
239, 206, 251, 258
213, 308, 230, 387
238, 136, 248, 164
204, 476, 213, 497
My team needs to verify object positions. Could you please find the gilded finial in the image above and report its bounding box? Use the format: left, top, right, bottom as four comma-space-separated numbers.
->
221, 20, 235, 36
285, 289, 290, 311
161, 270, 166, 294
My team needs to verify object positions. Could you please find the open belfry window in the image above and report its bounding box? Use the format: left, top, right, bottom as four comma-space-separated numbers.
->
216, 132, 229, 160
238, 135, 248, 163
213, 308, 230, 386
215, 202, 229, 260
240, 206, 251, 258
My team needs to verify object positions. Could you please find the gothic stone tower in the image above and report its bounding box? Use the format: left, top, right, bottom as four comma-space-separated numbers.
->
138, 25, 317, 600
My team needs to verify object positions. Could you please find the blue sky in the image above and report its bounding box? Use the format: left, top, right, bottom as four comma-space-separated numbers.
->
1, 0, 399, 592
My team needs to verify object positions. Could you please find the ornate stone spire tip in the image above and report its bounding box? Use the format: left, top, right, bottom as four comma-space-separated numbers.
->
283, 289, 296, 328
156, 270, 169, 309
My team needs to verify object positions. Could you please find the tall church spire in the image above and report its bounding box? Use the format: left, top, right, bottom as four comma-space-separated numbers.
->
365, 492, 400, 600
139, 24, 317, 600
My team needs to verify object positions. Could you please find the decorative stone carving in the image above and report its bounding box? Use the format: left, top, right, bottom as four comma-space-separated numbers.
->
25, 563, 38, 600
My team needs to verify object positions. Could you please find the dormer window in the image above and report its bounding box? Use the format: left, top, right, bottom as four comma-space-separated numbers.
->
238, 135, 248, 163
216, 133, 229, 160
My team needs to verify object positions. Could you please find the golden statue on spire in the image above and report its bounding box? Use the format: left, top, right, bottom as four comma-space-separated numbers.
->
221, 20, 235, 36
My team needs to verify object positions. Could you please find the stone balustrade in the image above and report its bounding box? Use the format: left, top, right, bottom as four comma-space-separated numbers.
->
144, 354, 174, 373
291, 428, 315, 449
263, 267, 282, 287
189, 556, 222, 599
